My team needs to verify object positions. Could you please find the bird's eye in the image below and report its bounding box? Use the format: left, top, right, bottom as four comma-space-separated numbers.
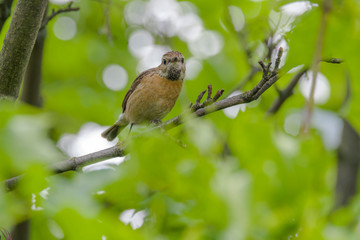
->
181, 58, 184, 63
163, 59, 167, 65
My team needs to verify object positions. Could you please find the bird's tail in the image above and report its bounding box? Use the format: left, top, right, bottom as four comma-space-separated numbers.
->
101, 114, 128, 141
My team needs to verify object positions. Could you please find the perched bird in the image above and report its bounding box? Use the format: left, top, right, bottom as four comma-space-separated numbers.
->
101, 51, 186, 141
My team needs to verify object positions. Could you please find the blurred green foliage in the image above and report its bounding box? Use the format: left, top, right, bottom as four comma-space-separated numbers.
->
1, 0, 360, 239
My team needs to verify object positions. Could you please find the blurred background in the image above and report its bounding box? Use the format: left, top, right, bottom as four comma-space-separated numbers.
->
1, 0, 360, 239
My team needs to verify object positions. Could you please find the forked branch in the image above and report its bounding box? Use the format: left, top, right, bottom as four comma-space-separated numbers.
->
41, 1, 79, 29
4, 48, 285, 191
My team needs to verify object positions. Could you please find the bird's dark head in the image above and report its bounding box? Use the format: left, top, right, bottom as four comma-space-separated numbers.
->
158, 51, 186, 81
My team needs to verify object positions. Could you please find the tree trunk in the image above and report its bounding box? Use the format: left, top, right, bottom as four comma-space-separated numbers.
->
0, 0, 48, 99
20, 14, 47, 107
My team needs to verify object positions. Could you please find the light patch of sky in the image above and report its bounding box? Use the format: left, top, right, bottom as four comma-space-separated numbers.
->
144, 0, 182, 37
188, 30, 224, 59
281, 1, 318, 17
48, 220, 65, 239
124, 0, 224, 70
176, 13, 203, 42
228, 6, 245, 32
57, 122, 124, 172
124, 0, 148, 25
50, 0, 74, 5
283, 109, 343, 150
223, 91, 246, 119
128, 30, 154, 59
299, 71, 331, 105
311, 108, 343, 150
119, 209, 147, 230
40, 187, 50, 199
269, 1, 318, 41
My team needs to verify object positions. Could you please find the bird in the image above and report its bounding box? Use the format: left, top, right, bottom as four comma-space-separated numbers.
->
101, 51, 186, 141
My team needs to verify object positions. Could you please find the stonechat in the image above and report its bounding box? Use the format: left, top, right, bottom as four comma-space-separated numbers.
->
102, 51, 186, 141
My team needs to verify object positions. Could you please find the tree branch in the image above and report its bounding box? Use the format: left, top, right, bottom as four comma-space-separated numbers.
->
321, 58, 342, 64
0, 0, 48, 99
267, 57, 343, 115
20, 6, 48, 107
41, 1, 79, 29
4, 48, 284, 191
226, 66, 260, 97
267, 68, 308, 115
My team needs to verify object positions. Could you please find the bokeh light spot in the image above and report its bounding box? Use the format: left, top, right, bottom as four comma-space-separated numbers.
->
299, 71, 330, 105
312, 109, 344, 150
284, 112, 302, 136
281, 1, 318, 16
53, 16, 77, 41
176, 13, 203, 42
119, 209, 147, 230
129, 30, 154, 59
228, 6, 245, 32
102, 64, 128, 91
124, 0, 147, 25
189, 30, 224, 59
57, 122, 124, 172
185, 57, 203, 80
50, 0, 73, 5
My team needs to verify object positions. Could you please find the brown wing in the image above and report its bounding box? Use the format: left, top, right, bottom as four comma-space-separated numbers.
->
122, 68, 156, 112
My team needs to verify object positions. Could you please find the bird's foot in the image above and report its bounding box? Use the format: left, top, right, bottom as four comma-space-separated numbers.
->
150, 119, 162, 126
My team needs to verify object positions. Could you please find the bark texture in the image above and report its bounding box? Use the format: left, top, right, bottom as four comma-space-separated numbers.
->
20, 20, 47, 106
0, 0, 47, 99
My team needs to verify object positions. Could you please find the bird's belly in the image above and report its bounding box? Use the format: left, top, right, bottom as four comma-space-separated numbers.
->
125, 76, 182, 124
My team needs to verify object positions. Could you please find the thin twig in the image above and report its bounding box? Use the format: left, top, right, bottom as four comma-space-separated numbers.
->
321, 58, 343, 64
41, 1, 79, 29
102, 0, 113, 44
267, 55, 343, 115
302, 0, 332, 134
226, 66, 260, 97
190, 85, 225, 111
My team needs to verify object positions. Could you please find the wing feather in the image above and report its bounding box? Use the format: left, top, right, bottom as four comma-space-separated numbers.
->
122, 68, 156, 112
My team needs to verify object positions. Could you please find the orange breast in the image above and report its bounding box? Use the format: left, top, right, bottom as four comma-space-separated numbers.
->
124, 73, 183, 124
